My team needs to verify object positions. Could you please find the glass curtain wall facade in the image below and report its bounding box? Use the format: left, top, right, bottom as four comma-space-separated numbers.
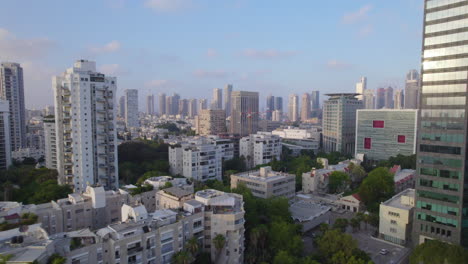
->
413, 0, 468, 246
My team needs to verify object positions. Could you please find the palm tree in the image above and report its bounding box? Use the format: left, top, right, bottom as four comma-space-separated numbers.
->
172, 250, 192, 264
213, 234, 226, 262
186, 237, 199, 257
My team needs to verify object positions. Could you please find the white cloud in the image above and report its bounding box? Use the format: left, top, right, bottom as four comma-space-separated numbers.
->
326, 60, 352, 70
193, 69, 228, 79
0, 28, 54, 61
241, 49, 298, 59
144, 0, 192, 12
88, 40, 121, 54
98, 64, 129, 76
358, 24, 374, 37
206, 48, 218, 58
342, 5, 372, 24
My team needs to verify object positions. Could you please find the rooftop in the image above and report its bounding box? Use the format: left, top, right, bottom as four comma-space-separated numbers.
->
290, 201, 331, 222
233, 166, 294, 182
382, 189, 415, 210
161, 187, 193, 198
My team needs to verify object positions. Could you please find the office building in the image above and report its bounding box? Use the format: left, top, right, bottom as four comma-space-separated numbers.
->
43, 116, 57, 170
240, 132, 281, 168
0, 62, 26, 151
311, 91, 320, 110
275, 96, 283, 112
169, 93, 180, 115
288, 94, 299, 122
322, 93, 362, 155
394, 89, 404, 109
355, 77, 367, 100
125, 89, 139, 128
146, 94, 155, 115
165, 96, 172, 115
199, 99, 208, 111
363, 89, 375, 109
178, 99, 189, 116
380, 189, 415, 246
188, 98, 198, 118
272, 126, 321, 154
405, 70, 420, 109
355, 109, 418, 161
196, 109, 226, 136
118, 96, 125, 118
212, 88, 222, 110
158, 93, 166, 115
376, 88, 385, 109
224, 84, 233, 116
53, 60, 118, 191
231, 166, 295, 199
0, 100, 11, 170
301, 93, 311, 121
385, 87, 394, 109
413, 1, 468, 246
266, 95, 275, 121
230, 91, 259, 136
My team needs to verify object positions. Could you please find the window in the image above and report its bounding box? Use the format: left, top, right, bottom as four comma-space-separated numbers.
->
373, 120, 384, 128
397, 135, 406, 143
364, 138, 372, 149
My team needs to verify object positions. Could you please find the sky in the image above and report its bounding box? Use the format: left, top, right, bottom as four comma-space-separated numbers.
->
0, 0, 424, 110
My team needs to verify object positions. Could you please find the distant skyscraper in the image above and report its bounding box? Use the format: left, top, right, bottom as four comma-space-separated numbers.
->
119, 96, 125, 118
355, 77, 367, 100
146, 94, 155, 115
172, 93, 180, 115
224, 84, 233, 116
301, 93, 311, 121
404, 70, 420, 109
53, 60, 118, 191
272, 110, 282, 122
165, 96, 172, 115
158, 93, 166, 115
178, 99, 189, 116
288, 94, 299, 122
230, 91, 259, 136
274, 97, 283, 112
0, 100, 11, 170
188, 99, 198, 118
311, 91, 320, 110
43, 115, 56, 170
0, 62, 26, 151
394, 89, 404, 109
199, 99, 208, 111
376, 88, 386, 109
385, 87, 394, 109
413, 1, 468, 247
266, 95, 275, 121
212, 88, 222, 110
363, 90, 375, 109
125, 89, 139, 128
323, 93, 363, 155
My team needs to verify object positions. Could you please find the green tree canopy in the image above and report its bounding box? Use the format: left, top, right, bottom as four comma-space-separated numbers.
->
410, 240, 468, 264
328, 171, 350, 194
358, 167, 394, 212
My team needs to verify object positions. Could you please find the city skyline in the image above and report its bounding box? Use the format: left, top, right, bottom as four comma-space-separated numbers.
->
0, 0, 423, 109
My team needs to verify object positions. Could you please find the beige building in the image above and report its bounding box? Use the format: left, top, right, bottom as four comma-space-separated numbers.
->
156, 186, 194, 210
196, 109, 226, 136
231, 166, 295, 199
379, 189, 415, 246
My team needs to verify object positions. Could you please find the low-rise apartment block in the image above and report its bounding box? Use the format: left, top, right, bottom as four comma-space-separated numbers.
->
231, 166, 295, 199
239, 132, 281, 168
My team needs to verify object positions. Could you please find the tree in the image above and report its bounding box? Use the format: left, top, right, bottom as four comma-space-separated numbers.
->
333, 218, 349, 232
213, 234, 226, 262
0, 254, 12, 264
328, 171, 350, 193
316, 229, 357, 262
273, 250, 296, 264
171, 250, 193, 264
410, 239, 468, 264
348, 163, 366, 183
186, 237, 199, 257
350, 217, 360, 232
47, 254, 66, 264
269, 220, 303, 256
358, 167, 394, 212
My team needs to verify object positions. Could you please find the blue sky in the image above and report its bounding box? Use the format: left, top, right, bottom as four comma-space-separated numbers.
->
0, 0, 423, 110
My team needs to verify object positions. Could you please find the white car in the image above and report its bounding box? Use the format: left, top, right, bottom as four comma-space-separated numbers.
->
379, 249, 389, 255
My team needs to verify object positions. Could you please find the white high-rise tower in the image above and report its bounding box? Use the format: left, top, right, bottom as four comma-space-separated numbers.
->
355, 77, 367, 101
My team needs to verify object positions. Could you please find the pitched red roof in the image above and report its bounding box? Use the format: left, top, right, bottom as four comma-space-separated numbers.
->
389, 165, 400, 174
4, 213, 20, 220
352, 193, 361, 201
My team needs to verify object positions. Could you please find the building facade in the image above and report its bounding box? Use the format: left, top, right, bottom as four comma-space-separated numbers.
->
224, 84, 233, 117
0, 100, 11, 170
43, 116, 57, 169
363, 89, 375, 109
355, 77, 367, 101
0, 62, 26, 151
119, 95, 125, 118
355, 109, 418, 161
125, 89, 139, 128
212, 88, 222, 110
405, 69, 420, 109
239, 132, 281, 168
53, 60, 118, 191
146, 94, 155, 115
230, 91, 259, 136
413, 0, 468, 247
196, 109, 226, 136
266, 95, 275, 121
322, 93, 363, 155
158, 93, 166, 115
288, 94, 299, 122
301, 93, 311, 121
380, 189, 415, 246
394, 89, 404, 109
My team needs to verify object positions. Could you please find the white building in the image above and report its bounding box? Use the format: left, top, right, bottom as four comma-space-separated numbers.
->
379, 189, 415, 246
355, 77, 367, 101
125, 89, 139, 128
272, 110, 282, 122
212, 88, 222, 110
43, 116, 57, 169
272, 126, 321, 154
11, 147, 44, 161
231, 166, 295, 199
240, 132, 281, 168
53, 60, 119, 191
144, 176, 194, 192
288, 94, 299, 122
0, 100, 11, 170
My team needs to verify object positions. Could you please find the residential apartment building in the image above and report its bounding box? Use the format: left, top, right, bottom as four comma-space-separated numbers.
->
380, 189, 415, 246
53, 60, 118, 191
0, 62, 26, 151
231, 166, 295, 199
301, 93, 311, 121
0, 100, 11, 170
413, 0, 468, 246
322, 93, 363, 155
196, 109, 226, 136
288, 94, 299, 122
239, 132, 281, 168
355, 109, 418, 161
43, 116, 57, 169
125, 89, 139, 128
230, 91, 259, 136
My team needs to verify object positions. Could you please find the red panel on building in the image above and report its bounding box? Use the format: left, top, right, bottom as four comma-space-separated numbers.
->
373, 120, 385, 128
398, 135, 406, 143
364, 138, 372, 149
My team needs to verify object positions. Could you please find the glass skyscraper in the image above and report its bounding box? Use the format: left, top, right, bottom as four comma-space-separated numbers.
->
413, 0, 468, 246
